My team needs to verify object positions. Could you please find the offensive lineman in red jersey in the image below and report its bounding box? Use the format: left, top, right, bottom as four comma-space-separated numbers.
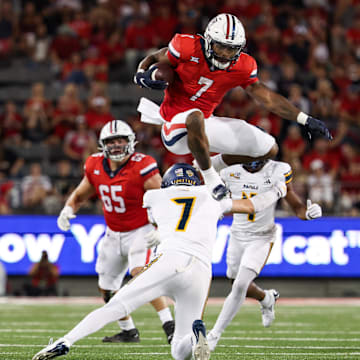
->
56, 120, 175, 344
134, 13, 332, 201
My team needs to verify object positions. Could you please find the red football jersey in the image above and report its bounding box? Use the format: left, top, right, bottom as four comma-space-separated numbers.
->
85, 152, 159, 232
160, 34, 258, 121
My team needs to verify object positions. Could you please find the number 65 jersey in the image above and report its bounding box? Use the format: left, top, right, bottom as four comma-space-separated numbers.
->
85, 152, 159, 232
220, 160, 293, 240
143, 185, 231, 265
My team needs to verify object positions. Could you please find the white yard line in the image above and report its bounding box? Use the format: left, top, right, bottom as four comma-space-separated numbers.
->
2, 296, 360, 305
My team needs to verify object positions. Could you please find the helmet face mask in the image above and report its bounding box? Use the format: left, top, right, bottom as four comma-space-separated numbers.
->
99, 120, 136, 162
103, 137, 130, 161
161, 163, 201, 188
204, 13, 246, 70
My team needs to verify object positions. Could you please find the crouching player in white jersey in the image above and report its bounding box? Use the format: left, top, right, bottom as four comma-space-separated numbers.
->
32, 163, 287, 360
206, 159, 322, 351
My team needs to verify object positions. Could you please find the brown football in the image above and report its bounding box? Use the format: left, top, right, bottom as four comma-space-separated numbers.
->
151, 62, 175, 85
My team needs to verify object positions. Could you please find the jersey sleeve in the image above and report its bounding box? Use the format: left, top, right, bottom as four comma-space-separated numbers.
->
237, 54, 258, 89
84, 156, 95, 184
275, 162, 293, 184
137, 155, 160, 182
167, 33, 195, 66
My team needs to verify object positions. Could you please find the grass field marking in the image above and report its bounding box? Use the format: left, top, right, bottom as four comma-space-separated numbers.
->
2, 297, 360, 306
228, 329, 360, 334
241, 345, 360, 349
3, 327, 360, 336
224, 352, 360, 357
219, 336, 360, 342
1, 351, 360, 357
3, 343, 360, 350
0, 344, 171, 348
3, 334, 359, 343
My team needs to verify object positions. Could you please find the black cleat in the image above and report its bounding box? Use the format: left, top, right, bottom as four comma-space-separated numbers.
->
102, 328, 140, 343
162, 320, 175, 344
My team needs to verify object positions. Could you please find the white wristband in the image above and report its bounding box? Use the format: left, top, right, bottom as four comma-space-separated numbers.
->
297, 112, 308, 125
200, 166, 222, 187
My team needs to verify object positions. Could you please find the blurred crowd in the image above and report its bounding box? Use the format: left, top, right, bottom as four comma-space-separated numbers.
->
0, 0, 359, 216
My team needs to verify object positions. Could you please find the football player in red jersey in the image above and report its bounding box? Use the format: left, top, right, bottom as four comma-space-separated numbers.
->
134, 13, 332, 201
56, 120, 175, 344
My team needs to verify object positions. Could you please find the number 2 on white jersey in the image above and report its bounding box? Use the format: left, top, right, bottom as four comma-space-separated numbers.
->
99, 184, 126, 213
190, 77, 213, 101
172, 197, 196, 231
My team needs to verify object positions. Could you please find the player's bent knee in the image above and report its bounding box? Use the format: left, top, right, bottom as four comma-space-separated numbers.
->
185, 111, 204, 130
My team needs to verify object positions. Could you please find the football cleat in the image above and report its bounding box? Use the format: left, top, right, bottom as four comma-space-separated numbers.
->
206, 331, 220, 352
32, 338, 70, 360
192, 320, 210, 360
162, 320, 175, 344
102, 328, 140, 343
212, 184, 230, 201
261, 289, 280, 328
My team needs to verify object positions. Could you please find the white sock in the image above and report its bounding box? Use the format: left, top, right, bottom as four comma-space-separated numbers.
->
158, 307, 173, 324
211, 154, 227, 172
260, 290, 272, 307
118, 317, 135, 330
200, 166, 223, 188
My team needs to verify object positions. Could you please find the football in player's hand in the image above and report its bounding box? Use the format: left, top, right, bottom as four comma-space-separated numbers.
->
151, 62, 175, 86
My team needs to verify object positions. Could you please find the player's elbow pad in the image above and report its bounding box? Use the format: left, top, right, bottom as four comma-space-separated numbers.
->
250, 189, 280, 212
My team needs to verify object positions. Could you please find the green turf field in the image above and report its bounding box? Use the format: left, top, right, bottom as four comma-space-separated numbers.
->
1, 300, 360, 360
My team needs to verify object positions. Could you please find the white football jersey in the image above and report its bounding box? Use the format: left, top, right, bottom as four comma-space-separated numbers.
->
220, 160, 292, 239
143, 185, 231, 264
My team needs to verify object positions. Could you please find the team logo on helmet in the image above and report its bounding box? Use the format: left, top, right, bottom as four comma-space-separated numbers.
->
161, 163, 201, 188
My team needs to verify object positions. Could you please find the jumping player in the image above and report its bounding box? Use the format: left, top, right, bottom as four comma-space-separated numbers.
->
134, 13, 332, 201
56, 120, 175, 344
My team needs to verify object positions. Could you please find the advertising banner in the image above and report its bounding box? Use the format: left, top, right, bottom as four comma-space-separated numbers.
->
0, 216, 359, 277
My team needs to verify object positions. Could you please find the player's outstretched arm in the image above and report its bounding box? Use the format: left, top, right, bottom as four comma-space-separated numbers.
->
245, 81, 332, 140
285, 182, 322, 220
230, 181, 287, 214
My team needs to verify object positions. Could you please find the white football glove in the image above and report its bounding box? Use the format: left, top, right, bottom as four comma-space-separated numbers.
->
57, 206, 76, 231
145, 229, 161, 249
305, 199, 322, 220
